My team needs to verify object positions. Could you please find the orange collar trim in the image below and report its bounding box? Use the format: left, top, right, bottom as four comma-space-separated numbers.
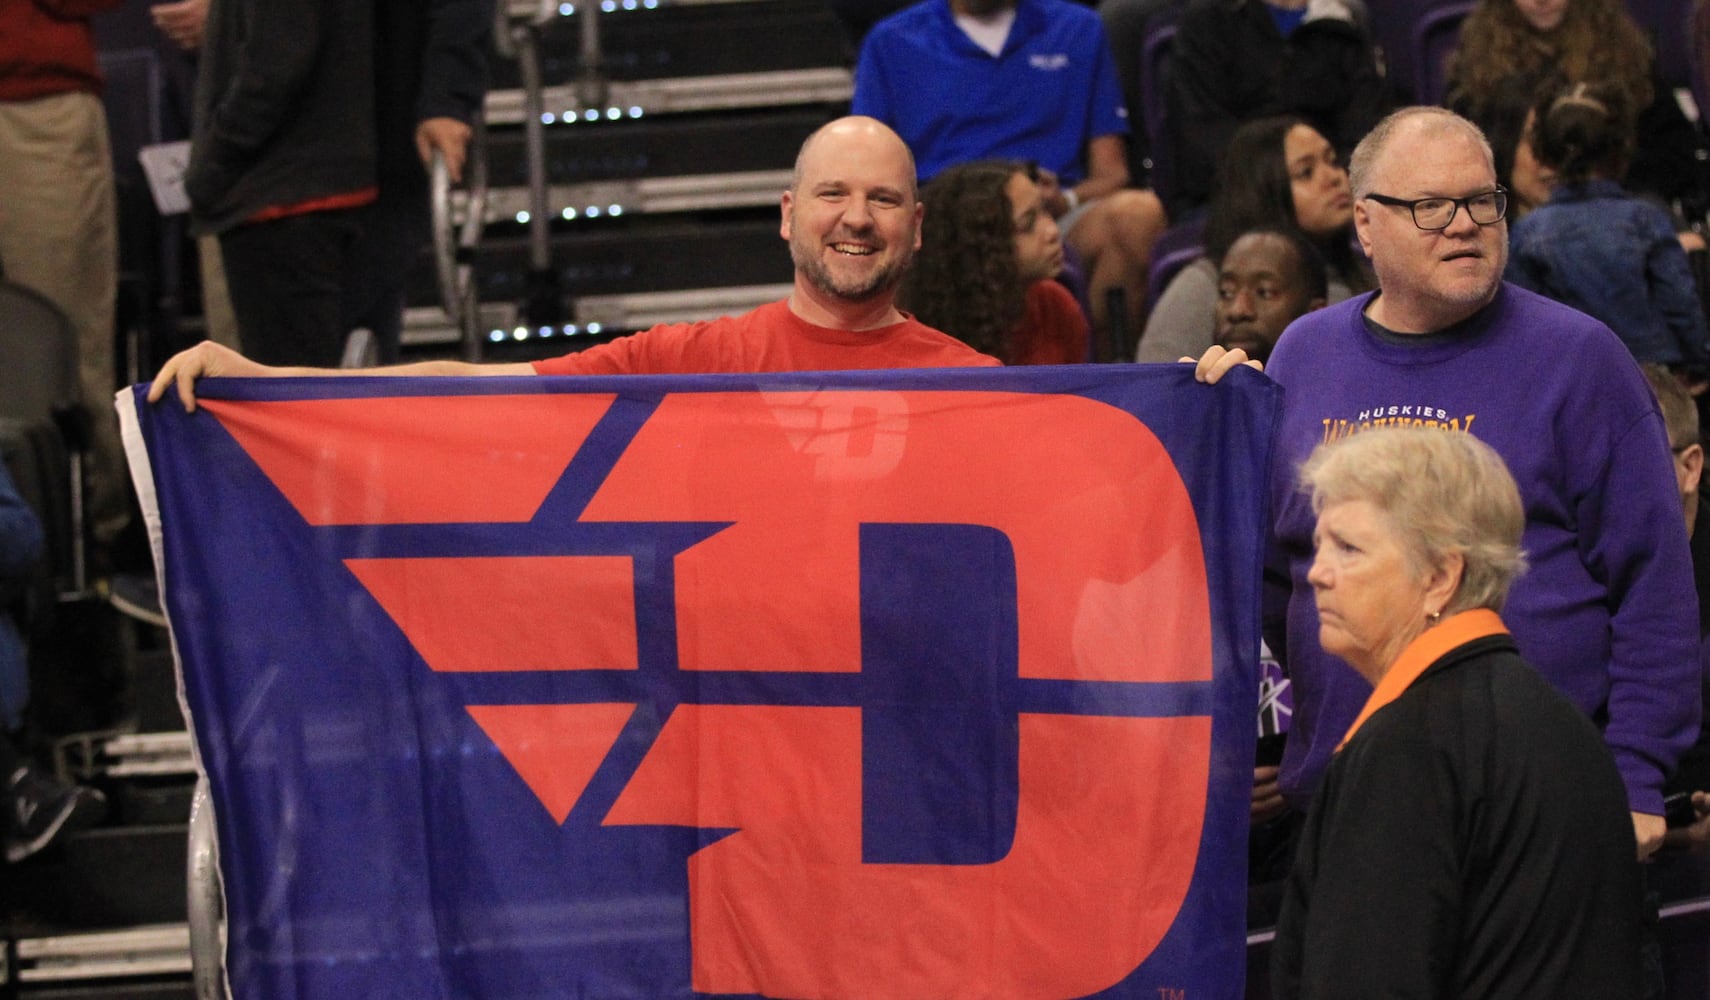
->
1336, 608, 1509, 751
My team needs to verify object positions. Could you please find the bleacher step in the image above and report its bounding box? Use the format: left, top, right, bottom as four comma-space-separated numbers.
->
406, 212, 792, 312
7, 825, 189, 930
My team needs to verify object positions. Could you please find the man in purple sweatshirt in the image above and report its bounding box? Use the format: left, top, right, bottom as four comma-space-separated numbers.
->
1260, 106, 1697, 861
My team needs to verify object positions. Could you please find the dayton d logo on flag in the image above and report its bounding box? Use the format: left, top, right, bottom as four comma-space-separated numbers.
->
123, 364, 1277, 999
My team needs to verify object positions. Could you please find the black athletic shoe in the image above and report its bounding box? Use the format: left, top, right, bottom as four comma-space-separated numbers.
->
4, 764, 108, 863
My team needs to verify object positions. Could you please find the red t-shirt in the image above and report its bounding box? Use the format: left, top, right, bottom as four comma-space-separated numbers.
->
531, 300, 1002, 375
1009, 280, 1091, 366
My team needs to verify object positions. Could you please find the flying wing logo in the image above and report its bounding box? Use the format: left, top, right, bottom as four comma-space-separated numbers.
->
205, 387, 1215, 999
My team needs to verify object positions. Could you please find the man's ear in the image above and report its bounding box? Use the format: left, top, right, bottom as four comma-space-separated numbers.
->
913, 199, 925, 251
1352, 199, 1375, 258
779, 190, 794, 241
1683, 442, 1704, 495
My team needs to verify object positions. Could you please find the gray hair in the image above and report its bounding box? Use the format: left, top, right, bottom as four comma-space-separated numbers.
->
1348, 106, 1496, 198
1301, 427, 1527, 615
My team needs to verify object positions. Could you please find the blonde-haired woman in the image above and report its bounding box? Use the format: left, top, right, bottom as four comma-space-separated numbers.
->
1272, 427, 1643, 998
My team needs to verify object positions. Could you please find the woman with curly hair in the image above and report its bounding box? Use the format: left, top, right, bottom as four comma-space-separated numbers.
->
1137, 115, 1373, 363
1445, 0, 1704, 213
897, 160, 1089, 365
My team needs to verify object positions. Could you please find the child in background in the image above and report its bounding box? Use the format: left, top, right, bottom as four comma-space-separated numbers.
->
1507, 81, 1710, 375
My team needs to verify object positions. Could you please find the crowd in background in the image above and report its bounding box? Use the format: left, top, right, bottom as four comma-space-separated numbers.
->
8, 0, 1710, 992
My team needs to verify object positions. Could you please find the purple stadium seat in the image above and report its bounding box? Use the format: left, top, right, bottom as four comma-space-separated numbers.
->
1139, 20, 1179, 207
1624, 0, 1694, 91
1143, 215, 1207, 322
1363, 0, 1424, 102
1413, 1, 1475, 107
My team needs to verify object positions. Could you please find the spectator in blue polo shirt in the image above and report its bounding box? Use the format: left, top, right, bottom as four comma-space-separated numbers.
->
852, 0, 1168, 358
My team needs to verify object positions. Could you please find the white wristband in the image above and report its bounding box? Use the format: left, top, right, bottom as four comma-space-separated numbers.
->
1063, 188, 1081, 213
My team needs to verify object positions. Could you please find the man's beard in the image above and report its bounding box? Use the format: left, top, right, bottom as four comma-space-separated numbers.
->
790, 228, 915, 304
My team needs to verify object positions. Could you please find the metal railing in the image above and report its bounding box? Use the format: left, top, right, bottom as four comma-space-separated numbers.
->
429, 119, 492, 362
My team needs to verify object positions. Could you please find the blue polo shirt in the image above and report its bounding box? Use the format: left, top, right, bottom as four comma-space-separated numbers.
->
853, 0, 1130, 185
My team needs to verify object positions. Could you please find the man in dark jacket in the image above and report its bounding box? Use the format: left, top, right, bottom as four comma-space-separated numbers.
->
185, 0, 376, 367
342, 0, 491, 364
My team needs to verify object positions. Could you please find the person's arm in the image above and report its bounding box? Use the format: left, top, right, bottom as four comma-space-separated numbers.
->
1065, 15, 1134, 206
1136, 259, 1215, 362
0, 464, 44, 583
148, 0, 206, 50
1663, 791, 1710, 850
1580, 402, 1702, 857
1070, 135, 1132, 204
1647, 221, 1710, 370
414, 0, 491, 183
1252, 765, 1285, 822
147, 341, 535, 413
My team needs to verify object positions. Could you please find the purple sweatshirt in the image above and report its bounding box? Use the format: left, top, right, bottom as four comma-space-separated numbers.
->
1266, 283, 1700, 816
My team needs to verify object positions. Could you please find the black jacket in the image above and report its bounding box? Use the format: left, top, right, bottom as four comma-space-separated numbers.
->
373, 0, 490, 188
186, 0, 376, 235
1273, 634, 1643, 999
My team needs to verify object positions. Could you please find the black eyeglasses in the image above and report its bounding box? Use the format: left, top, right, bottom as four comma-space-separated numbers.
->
1361, 187, 1508, 231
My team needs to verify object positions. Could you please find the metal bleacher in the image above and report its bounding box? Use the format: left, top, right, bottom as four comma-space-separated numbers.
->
401, 0, 854, 357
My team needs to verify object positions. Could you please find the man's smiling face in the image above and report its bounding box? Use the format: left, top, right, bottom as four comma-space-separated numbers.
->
781, 120, 923, 306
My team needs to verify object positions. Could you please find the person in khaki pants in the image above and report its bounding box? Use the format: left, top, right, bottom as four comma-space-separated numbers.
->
0, 0, 128, 561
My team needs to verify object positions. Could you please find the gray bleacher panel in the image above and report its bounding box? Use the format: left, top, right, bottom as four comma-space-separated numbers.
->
483, 107, 838, 187
407, 213, 792, 310
488, 0, 850, 87
405, 0, 853, 352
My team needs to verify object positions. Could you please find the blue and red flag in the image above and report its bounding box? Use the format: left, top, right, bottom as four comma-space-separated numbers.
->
121, 363, 1278, 999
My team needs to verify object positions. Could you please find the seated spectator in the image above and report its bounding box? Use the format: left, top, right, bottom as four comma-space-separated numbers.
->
1137, 116, 1371, 362
1167, 0, 1387, 219
1272, 427, 1644, 997
0, 460, 105, 863
852, 0, 1168, 358
1643, 365, 1710, 848
1212, 227, 1326, 364
1504, 103, 1558, 222
1507, 82, 1710, 373
1446, 0, 1709, 216
898, 160, 1089, 364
